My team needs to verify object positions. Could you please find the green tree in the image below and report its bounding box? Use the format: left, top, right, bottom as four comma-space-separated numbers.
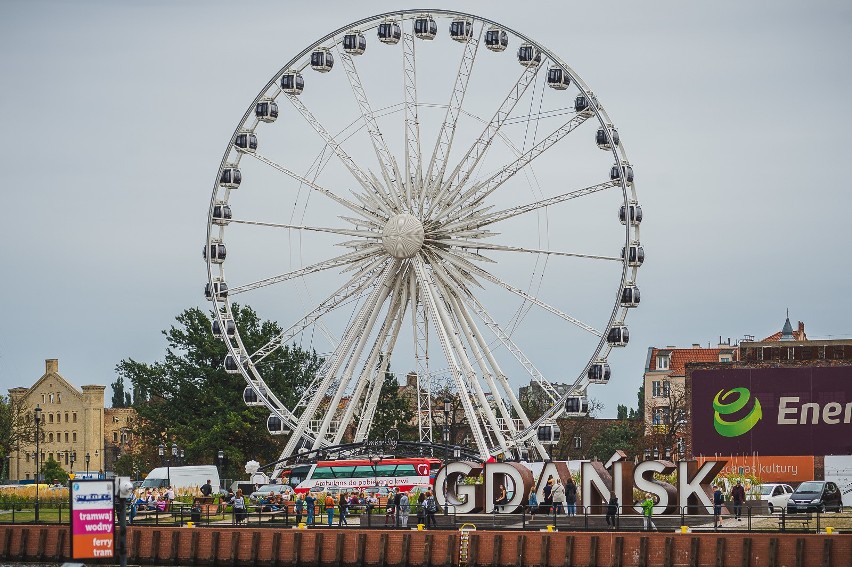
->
635, 383, 645, 420
368, 364, 417, 441
616, 404, 629, 420
0, 395, 41, 480
584, 420, 642, 462
41, 456, 68, 484
116, 304, 322, 481
110, 375, 130, 408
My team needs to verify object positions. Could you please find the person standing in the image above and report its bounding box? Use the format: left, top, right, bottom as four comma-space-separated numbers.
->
394, 488, 404, 527
425, 491, 438, 528
605, 492, 619, 529
551, 479, 566, 515
325, 493, 336, 526
565, 477, 578, 516
294, 493, 304, 525
641, 493, 656, 531
338, 492, 348, 526
731, 480, 746, 521
305, 492, 316, 525
233, 489, 247, 524
543, 476, 554, 514
527, 488, 538, 518
200, 479, 213, 498
495, 484, 508, 512
713, 485, 724, 528
416, 492, 426, 525
399, 491, 411, 527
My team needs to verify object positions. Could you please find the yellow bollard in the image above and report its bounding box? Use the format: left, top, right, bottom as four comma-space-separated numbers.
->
186, 522, 194, 528
298, 522, 307, 529
417, 524, 425, 530
826, 527, 834, 534
680, 526, 689, 534
546, 525, 554, 532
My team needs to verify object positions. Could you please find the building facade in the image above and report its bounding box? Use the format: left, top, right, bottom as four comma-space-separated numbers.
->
8, 359, 105, 480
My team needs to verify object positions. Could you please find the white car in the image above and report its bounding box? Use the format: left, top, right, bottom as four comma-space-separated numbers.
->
758, 483, 794, 513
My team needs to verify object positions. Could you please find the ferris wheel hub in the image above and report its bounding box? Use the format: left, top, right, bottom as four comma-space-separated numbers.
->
382, 213, 425, 258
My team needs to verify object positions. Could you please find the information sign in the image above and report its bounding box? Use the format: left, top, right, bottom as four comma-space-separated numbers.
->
70, 479, 115, 559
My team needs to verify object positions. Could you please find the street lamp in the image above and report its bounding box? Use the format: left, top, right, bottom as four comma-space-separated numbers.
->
85, 452, 90, 477
34, 404, 42, 523
70, 451, 76, 476
442, 398, 451, 515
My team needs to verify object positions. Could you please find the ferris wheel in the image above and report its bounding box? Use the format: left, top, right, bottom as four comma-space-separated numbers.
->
204, 10, 642, 467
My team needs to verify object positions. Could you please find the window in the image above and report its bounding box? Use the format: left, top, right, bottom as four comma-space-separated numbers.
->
656, 355, 670, 370
49, 393, 54, 403
48, 433, 54, 443
73, 432, 77, 442
653, 407, 670, 425
57, 393, 61, 404
73, 413, 77, 423
65, 413, 69, 423
49, 452, 53, 461
573, 436, 582, 449
65, 432, 69, 443
720, 355, 732, 363
652, 380, 670, 398
113, 432, 119, 443
49, 414, 54, 424
25, 454, 30, 463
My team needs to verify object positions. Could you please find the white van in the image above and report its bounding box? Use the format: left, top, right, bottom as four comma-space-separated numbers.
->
140, 465, 219, 492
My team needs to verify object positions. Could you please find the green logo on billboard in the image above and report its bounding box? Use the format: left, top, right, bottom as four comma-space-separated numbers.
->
713, 387, 762, 437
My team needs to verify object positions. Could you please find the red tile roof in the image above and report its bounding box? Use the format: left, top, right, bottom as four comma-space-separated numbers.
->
649, 347, 733, 376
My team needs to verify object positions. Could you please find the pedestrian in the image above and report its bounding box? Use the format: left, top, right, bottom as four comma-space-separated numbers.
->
305, 492, 316, 525
325, 493, 336, 526
399, 491, 410, 527
551, 478, 566, 515
495, 484, 508, 512
384, 494, 396, 527
294, 494, 304, 525
233, 489, 247, 524
731, 480, 746, 521
417, 492, 426, 525
605, 492, 619, 529
543, 476, 554, 514
394, 488, 403, 527
425, 491, 438, 528
641, 493, 656, 531
713, 485, 724, 527
338, 492, 348, 526
565, 477, 578, 516
527, 488, 538, 518
200, 479, 213, 498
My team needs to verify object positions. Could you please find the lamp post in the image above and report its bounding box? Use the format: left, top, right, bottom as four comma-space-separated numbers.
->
34, 404, 42, 523
85, 452, 90, 477
70, 451, 76, 477
442, 398, 451, 515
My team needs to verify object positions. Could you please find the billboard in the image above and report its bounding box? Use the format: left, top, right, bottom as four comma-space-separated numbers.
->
825, 455, 852, 508
691, 366, 852, 456
694, 455, 814, 484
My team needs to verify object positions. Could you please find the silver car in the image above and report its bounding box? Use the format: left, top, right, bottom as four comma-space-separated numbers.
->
758, 483, 794, 513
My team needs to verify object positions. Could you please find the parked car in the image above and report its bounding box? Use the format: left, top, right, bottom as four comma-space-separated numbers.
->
757, 483, 794, 513
249, 484, 292, 502
787, 481, 843, 513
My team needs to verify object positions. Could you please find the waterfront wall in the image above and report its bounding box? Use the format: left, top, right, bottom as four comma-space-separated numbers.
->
1, 524, 851, 566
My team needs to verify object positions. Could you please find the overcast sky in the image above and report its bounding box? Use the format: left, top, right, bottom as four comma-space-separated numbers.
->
1, 1, 850, 421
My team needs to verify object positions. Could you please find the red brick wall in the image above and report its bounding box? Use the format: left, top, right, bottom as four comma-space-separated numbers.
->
1, 524, 850, 566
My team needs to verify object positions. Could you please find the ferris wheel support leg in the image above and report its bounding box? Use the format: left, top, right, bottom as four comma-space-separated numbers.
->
411, 273, 433, 445
412, 259, 491, 459
286, 261, 398, 455
415, 259, 505, 458
311, 260, 403, 449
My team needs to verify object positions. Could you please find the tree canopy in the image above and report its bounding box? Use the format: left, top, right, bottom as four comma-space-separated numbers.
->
116, 304, 322, 481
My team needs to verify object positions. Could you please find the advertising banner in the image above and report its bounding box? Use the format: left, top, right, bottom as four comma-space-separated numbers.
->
694, 455, 814, 484
825, 455, 852, 508
70, 479, 114, 560
691, 366, 852, 456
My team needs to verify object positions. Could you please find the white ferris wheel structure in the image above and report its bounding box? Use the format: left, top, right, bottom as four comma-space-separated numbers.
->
204, 10, 643, 473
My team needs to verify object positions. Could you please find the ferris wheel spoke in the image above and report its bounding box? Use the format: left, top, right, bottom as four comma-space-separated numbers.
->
447, 240, 622, 262
229, 218, 380, 240
337, 48, 405, 212
422, 21, 483, 203
410, 271, 433, 444
431, 247, 603, 337
250, 256, 389, 363
402, 30, 422, 211
246, 151, 387, 224
284, 94, 395, 217
443, 113, 591, 221
444, 180, 619, 233
335, 274, 409, 445
228, 247, 382, 296
429, 64, 543, 216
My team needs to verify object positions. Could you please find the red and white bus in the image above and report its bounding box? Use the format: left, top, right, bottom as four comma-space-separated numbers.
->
287, 457, 442, 494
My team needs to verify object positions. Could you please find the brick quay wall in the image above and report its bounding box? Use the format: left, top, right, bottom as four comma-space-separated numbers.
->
1, 524, 850, 566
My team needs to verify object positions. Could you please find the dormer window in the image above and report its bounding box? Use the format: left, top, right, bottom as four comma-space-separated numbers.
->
720, 355, 732, 363
656, 355, 670, 370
